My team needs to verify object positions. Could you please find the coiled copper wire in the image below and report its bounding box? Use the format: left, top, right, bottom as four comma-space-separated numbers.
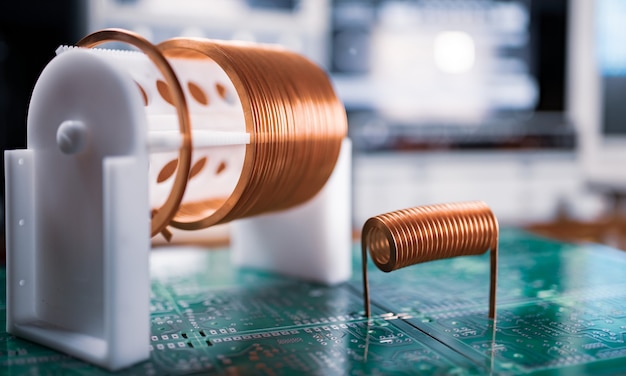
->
157, 38, 347, 230
361, 201, 499, 319
75, 28, 346, 236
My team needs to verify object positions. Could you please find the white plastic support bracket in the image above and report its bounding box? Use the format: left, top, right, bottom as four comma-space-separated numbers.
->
4, 49, 150, 371
230, 138, 353, 285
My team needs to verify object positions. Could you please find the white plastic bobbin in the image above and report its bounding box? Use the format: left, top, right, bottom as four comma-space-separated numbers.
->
5, 48, 151, 371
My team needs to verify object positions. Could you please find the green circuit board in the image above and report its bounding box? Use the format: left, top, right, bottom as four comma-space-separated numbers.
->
3, 228, 626, 375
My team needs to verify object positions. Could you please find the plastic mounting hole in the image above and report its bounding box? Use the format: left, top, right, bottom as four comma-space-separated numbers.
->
216, 161, 227, 175
190, 157, 208, 180
156, 79, 174, 106
18, 280, 25, 287
18, 219, 25, 226
215, 83, 236, 105
18, 158, 24, 165
188, 81, 209, 106
157, 159, 179, 183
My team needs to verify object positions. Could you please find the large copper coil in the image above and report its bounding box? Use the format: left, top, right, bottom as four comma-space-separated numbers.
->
361, 201, 499, 319
74, 28, 347, 236
157, 38, 347, 230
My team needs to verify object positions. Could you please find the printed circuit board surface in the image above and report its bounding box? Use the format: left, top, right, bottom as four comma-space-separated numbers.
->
2, 228, 626, 375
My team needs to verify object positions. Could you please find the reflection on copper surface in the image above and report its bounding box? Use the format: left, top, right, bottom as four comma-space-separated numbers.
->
175, 197, 230, 220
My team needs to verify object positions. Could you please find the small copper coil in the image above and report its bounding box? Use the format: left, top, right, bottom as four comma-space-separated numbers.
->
361, 201, 499, 319
157, 38, 347, 230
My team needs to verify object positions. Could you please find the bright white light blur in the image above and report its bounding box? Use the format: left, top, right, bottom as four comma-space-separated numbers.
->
433, 31, 476, 74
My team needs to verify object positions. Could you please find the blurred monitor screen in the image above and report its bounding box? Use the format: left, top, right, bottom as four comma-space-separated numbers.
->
597, 0, 626, 136
331, 0, 572, 151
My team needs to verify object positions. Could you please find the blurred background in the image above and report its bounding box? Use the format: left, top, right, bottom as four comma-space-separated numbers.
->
2, 0, 626, 250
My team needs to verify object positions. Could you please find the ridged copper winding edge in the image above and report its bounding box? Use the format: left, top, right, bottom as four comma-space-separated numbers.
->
76, 28, 193, 238
157, 38, 347, 230
361, 201, 499, 320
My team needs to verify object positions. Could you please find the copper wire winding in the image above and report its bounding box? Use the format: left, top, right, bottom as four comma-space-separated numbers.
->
75, 29, 347, 236
158, 38, 347, 230
361, 201, 499, 319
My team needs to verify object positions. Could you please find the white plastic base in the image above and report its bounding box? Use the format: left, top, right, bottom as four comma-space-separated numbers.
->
230, 139, 353, 285
5, 49, 150, 371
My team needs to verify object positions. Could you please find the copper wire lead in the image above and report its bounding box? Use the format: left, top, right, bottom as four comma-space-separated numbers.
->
361, 201, 499, 319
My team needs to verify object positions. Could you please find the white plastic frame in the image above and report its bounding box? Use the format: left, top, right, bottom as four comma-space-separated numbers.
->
5, 49, 150, 371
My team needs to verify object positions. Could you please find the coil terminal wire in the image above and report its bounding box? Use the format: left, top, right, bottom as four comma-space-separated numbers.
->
361, 201, 499, 319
